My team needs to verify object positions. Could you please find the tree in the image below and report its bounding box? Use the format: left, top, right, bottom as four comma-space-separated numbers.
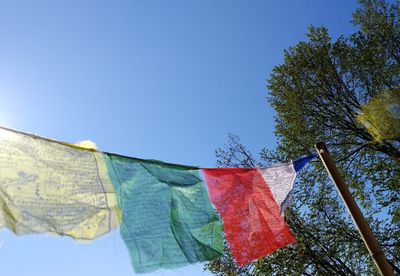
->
205, 0, 400, 274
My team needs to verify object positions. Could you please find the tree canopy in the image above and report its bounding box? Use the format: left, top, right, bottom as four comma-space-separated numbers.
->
205, 0, 400, 275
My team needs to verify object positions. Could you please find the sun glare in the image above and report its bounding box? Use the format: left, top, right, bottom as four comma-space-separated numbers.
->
0, 111, 11, 126
0, 108, 19, 130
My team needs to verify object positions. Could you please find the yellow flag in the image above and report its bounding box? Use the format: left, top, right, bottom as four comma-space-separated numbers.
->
0, 127, 119, 240
357, 91, 400, 141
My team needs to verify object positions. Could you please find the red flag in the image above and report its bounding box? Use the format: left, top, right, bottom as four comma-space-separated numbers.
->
202, 168, 295, 266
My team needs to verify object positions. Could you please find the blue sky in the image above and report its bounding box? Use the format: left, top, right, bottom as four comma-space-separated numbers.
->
0, 1, 358, 275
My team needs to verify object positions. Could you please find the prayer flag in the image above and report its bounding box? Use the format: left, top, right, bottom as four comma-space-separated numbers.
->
202, 161, 301, 267
104, 154, 223, 273
357, 90, 400, 141
0, 127, 120, 240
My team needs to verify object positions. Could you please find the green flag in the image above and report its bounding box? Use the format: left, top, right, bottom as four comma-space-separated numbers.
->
104, 154, 223, 273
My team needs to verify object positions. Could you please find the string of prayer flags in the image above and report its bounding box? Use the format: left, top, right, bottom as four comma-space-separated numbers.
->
0, 126, 313, 273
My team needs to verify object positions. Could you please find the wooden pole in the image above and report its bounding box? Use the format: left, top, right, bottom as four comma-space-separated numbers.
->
315, 142, 393, 276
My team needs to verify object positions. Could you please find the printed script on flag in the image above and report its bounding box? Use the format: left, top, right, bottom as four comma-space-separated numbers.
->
104, 154, 224, 273
0, 127, 120, 240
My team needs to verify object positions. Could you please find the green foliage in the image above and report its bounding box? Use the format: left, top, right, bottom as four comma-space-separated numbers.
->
205, 0, 400, 275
